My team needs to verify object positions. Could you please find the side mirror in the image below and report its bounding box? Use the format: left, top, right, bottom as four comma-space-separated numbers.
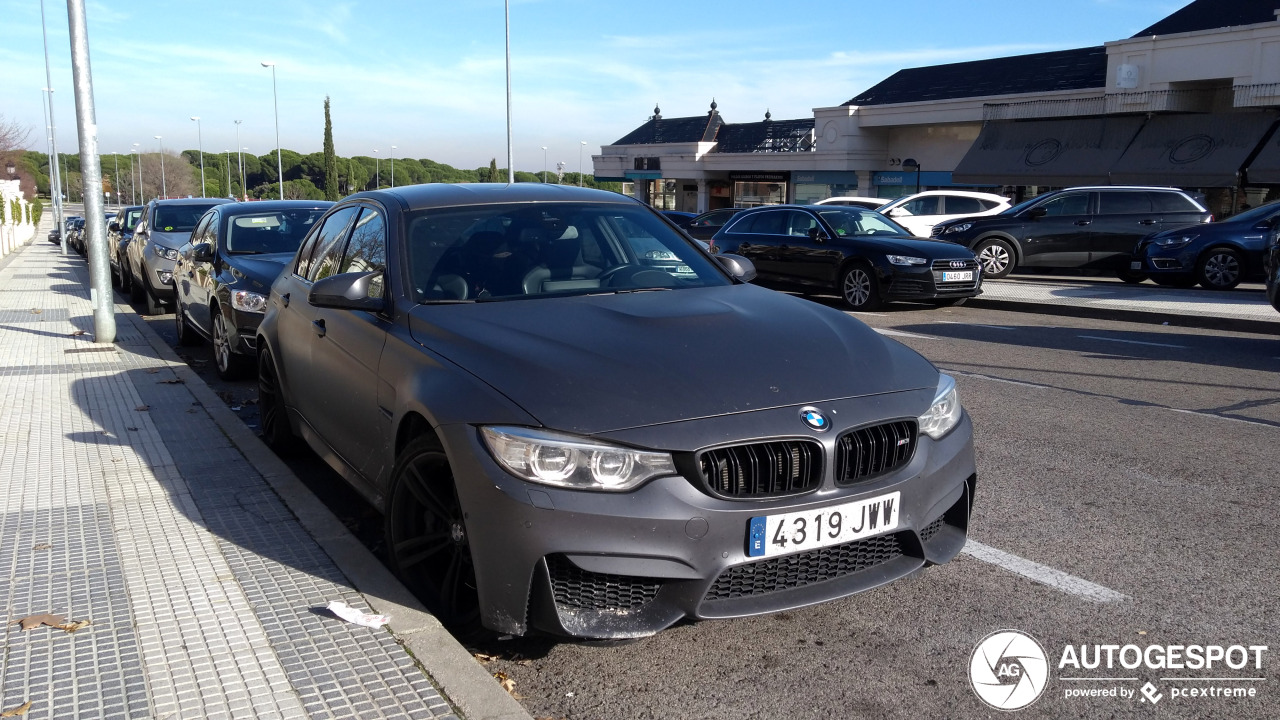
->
309, 271, 386, 311
1027, 207, 1047, 220
192, 242, 214, 262
715, 254, 756, 283
808, 226, 830, 243
108, 222, 121, 233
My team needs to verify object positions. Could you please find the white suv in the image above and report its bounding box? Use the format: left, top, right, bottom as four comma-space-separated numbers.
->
878, 190, 1010, 238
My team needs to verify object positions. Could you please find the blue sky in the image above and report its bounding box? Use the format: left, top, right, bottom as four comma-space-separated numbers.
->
2, 0, 1184, 172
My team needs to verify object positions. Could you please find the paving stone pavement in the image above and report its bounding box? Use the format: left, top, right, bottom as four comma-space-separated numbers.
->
0, 230, 468, 718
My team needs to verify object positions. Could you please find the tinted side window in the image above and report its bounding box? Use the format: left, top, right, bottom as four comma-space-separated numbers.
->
902, 196, 942, 215
744, 210, 787, 235
1039, 193, 1090, 216
1149, 192, 1199, 213
785, 211, 818, 236
191, 214, 214, 249
945, 196, 985, 214
978, 199, 1004, 211
1098, 192, 1152, 215
340, 208, 387, 299
298, 206, 359, 281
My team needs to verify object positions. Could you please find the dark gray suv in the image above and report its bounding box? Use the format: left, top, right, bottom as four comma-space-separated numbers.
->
931, 186, 1210, 279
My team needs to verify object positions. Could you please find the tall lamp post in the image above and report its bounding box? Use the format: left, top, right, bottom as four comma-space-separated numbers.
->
902, 157, 921, 194
541, 146, 548, 183
154, 135, 166, 197
390, 145, 396, 188
190, 116, 205, 196
261, 61, 284, 200
579, 140, 587, 186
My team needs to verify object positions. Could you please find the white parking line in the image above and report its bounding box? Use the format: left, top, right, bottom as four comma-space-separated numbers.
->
1167, 408, 1277, 429
942, 369, 1052, 390
962, 540, 1130, 603
874, 328, 937, 340
1078, 335, 1187, 349
935, 320, 1016, 331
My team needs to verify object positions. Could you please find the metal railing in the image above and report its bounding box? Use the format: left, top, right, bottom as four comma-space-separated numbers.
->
982, 83, 1280, 121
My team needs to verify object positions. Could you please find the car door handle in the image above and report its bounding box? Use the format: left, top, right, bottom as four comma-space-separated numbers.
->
1138, 219, 1157, 225
1074, 220, 1091, 226
281, 292, 289, 308
312, 318, 326, 337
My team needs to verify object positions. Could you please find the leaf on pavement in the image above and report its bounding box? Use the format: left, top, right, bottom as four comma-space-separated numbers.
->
494, 671, 520, 697
10, 613, 66, 631
57, 619, 92, 633
28, 309, 41, 315
473, 652, 498, 663
134, 405, 150, 411
32, 543, 51, 551
0, 700, 33, 717
157, 378, 184, 384
69, 329, 87, 336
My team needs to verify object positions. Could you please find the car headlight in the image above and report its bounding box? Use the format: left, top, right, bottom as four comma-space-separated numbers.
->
918, 374, 962, 440
943, 223, 973, 234
153, 244, 179, 261
231, 290, 268, 313
481, 426, 677, 491
887, 255, 927, 266
1153, 234, 1195, 248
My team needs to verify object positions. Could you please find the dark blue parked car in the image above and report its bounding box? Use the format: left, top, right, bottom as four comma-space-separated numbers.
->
1133, 200, 1280, 289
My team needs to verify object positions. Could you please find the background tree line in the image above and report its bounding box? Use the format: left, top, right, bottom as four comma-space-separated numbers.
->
14, 148, 621, 203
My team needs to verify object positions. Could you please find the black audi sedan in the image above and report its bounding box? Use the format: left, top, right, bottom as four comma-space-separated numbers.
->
1133, 200, 1280, 290
709, 204, 981, 310
255, 184, 976, 641
173, 200, 332, 379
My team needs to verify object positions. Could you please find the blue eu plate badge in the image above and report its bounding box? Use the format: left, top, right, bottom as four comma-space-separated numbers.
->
748, 517, 768, 557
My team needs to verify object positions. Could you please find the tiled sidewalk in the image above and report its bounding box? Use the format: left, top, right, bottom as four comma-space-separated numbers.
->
0, 225, 525, 719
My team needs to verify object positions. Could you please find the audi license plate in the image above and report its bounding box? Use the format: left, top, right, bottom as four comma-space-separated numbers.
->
1130, 261, 1143, 270
942, 270, 973, 282
747, 491, 901, 558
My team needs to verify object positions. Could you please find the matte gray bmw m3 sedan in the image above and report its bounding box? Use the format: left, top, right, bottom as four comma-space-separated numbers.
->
256, 184, 977, 640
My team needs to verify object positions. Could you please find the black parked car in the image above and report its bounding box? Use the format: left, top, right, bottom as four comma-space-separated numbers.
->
1133, 200, 1280, 290
108, 206, 145, 290
65, 217, 86, 254
710, 204, 981, 310
931, 186, 1211, 280
685, 207, 746, 240
256, 184, 976, 640
48, 215, 81, 246
1264, 217, 1280, 313
173, 200, 332, 379
126, 197, 232, 314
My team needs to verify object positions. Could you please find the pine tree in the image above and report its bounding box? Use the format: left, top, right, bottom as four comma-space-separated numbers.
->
323, 97, 339, 201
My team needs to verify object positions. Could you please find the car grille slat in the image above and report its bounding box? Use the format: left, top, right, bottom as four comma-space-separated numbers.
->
546, 555, 661, 611
698, 440, 822, 499
836, 420, 917, 486
704, 532, 905, 601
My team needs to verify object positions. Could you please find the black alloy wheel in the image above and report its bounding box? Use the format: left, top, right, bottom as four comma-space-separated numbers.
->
174, 303, 202, 346
212, 310, 250, 380
386, 436, 483, 637
839, 262, 881, 311
1196, 247, 1243, 290
256, 348, 295, 451
974, 238, 1014, 279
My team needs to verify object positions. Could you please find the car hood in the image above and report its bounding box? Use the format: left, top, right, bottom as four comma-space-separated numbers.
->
150, 231, 194, 249
227, 253, 295, 292
850, 235, 974, 258
408, 284, 936, 435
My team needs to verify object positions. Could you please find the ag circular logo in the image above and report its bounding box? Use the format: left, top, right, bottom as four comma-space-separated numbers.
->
969, 630, 1050, 711
799, 407, 830, 432
1022, 138, 1063, 167
1168, 134, 1215, 164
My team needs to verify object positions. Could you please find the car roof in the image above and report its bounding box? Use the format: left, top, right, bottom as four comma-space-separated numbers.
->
349, 183, 641, 211
150, 197, 234, 206
215, 200, 334, 216
885, 190, 1009, 201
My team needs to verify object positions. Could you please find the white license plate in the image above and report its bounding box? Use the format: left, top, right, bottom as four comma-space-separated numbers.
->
1130, 261, 1143, 270
676, 265, 693, 274
942, 271, 973, 282
747, 492, 901, 558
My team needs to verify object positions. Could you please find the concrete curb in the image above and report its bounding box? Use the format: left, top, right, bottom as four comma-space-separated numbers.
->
967, 297, 1280, 335
116, 297, 531, 720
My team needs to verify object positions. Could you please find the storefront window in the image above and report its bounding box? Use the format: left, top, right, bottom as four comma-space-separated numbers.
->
794, 182, 859, 204
733, 181, 786, 207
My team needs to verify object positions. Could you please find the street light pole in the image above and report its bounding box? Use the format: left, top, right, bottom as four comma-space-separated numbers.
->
541, 146, 547, 183
190, 116, 205, 197
154, 135, 166, 197
39, 0, 66, 254
579, 140, 586, 186
390, 145, 396, 188
261, 61, 284, 200
504, 0, 514, 183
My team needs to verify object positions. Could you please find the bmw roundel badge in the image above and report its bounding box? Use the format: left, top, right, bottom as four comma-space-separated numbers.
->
800, 408, 830, 432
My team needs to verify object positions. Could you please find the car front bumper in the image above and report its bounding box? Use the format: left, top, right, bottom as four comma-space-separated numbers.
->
440, 390, 977, 639
880, 259, 983, 302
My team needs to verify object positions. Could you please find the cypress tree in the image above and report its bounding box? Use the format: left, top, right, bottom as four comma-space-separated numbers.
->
323, 96, 339, 201
488, 158, 499, 183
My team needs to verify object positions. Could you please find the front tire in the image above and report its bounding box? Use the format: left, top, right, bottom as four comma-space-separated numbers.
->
174, 303, 202, 346
257, 347, 296, 451
1196, 247, 1243, 290
838, 262, 881, 311
386, 436, 484, 637
213, 310, 250, 380
974, 238, 1015, 279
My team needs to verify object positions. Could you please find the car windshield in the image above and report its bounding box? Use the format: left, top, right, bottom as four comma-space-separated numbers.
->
225, 209, 327, 254
814, 207, 912, 236
1230, 200, 1280, 224
153, 203, 221, 233
1003, 196, 1047, 215
124, 209, 142, 230
405, 202, 731, 302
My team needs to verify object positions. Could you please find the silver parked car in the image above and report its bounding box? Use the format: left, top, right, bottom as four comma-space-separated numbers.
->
125, 197, 231, 314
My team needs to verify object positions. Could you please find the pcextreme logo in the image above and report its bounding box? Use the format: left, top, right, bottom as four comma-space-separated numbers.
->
969, 630, 1269, 711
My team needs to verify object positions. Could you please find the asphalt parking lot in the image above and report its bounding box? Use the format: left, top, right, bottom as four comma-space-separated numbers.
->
134, 279, 1278, 720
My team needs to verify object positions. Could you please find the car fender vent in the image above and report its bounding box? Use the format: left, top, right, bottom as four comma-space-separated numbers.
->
546, 555, 661, 612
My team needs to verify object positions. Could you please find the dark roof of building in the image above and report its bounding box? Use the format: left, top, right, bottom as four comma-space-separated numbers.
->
1133, 0, 1279, 37
844, 46, 1107, 107
713, 118, 815, 153
611, 112, 724, 145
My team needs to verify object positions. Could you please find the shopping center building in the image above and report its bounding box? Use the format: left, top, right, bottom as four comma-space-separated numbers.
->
593, 0, 1280, 217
